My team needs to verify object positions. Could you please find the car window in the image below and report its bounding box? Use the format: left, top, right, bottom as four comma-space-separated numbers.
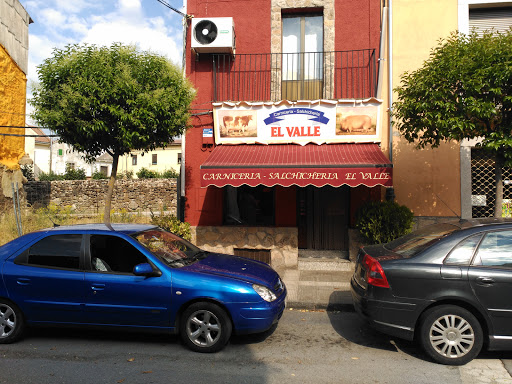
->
473, 230, 512, 268
89, 235, 149, 274
444, 234, 482, 265
16, 234, 82, 270
385, 223, 459, 257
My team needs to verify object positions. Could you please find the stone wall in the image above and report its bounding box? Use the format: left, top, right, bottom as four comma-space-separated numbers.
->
192, 226, 298, 269
24, 178, 177, 214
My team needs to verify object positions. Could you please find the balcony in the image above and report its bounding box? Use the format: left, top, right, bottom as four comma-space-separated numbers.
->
212, 49, 377, 103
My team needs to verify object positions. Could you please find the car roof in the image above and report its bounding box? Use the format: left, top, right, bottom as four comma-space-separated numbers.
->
448, 218, 512, 230
38, 223, 157, 235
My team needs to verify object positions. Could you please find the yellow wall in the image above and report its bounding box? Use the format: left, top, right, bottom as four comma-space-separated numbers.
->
0, 44, 26, 170
392, 0, 460, 216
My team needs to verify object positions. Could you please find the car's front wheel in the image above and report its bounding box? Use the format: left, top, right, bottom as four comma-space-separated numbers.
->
0, 299, 24, 344
419, 305, 483, 365
180, 302, 232, 353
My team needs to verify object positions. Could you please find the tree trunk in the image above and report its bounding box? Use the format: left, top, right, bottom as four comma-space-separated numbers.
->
494, 151, 504, 218
104, 154, 119, 227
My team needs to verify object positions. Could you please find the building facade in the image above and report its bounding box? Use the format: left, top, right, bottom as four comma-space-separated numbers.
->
184, 0, 391, 267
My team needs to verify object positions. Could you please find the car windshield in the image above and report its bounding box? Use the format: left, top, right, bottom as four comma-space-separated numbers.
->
132, 228, 207, 267
384, 223, 460, 257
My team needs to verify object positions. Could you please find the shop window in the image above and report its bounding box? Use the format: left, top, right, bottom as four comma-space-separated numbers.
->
224, 185, 275, 226
132, 155, 137, 166
282, 12, 323, 100
152, 154, 158, 165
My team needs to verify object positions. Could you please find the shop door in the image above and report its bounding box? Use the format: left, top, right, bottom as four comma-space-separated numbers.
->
297, 186, 349, 250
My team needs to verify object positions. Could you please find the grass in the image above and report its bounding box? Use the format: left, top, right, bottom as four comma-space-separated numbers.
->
0, 205, 151, 246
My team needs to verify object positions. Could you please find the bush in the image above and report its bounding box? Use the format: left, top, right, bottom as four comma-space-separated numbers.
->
161, 168, 180, 178
64, 165, 86, 180
21, 164, 35, 181
118, 170, 134, 179
92, 171, 108, 179
136, 167, 160, 179
356, 201, 414, 245
39, 171, 64, 181
150, 212, 191, 241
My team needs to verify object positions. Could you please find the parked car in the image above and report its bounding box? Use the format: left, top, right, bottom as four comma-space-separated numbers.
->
0, 224, 286, 353
351, 218, 512, 365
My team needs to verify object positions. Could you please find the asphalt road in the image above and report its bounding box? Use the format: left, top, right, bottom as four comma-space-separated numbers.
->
0, 309, 511, 384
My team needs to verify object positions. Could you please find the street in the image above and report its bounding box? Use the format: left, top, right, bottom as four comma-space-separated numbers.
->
1, 308, 511, 384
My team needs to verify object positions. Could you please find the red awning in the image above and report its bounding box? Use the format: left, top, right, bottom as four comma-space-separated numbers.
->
200, 143, 393, 188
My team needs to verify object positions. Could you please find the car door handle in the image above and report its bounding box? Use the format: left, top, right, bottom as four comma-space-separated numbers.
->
91, 284, 106, 291
476, 277, 495, 285
16, 278, 31, 286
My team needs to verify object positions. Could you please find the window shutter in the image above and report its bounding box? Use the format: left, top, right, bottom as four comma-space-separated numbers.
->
469, 8, 512, 37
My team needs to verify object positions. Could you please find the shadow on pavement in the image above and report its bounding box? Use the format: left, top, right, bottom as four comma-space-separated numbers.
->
326, 291, 429, 362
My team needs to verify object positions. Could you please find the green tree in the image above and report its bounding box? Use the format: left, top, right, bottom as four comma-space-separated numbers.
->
31, 43, 195, 225
393, 31, 512, 217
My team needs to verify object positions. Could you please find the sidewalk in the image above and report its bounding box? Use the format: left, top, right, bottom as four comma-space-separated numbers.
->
276, 257, 355, 311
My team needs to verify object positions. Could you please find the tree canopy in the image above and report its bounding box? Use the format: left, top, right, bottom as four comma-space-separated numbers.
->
31, 43, 195, 224
393, 30, 512, 217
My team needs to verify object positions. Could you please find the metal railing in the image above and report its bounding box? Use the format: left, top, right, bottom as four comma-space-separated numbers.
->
212, 49, 377, 102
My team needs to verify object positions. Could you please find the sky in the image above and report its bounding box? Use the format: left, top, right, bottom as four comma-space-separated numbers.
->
20, 0, 186, 121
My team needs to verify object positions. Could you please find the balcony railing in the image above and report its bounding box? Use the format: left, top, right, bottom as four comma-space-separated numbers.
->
212, 49, 377, 102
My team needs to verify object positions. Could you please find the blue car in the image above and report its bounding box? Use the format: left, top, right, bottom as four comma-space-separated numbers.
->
0, 224, 286, 352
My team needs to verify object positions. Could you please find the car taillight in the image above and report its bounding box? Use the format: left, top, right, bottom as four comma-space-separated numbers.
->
363, 254, 390, 288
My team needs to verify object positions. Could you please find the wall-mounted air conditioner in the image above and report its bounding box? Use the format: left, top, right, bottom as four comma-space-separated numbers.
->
191, 17, 235, 54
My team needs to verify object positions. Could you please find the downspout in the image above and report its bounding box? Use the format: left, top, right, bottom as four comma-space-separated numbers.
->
388, 0, 393, 163
179, 0, 188, 221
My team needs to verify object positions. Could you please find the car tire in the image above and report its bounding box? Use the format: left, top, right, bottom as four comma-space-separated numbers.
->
0, 299, 25, 344
180, 302, 232, 353
419, 305, 483, 365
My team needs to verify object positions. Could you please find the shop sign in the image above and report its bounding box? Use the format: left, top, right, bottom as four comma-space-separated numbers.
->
201, 167, 392, 188
213, 99, 382, 145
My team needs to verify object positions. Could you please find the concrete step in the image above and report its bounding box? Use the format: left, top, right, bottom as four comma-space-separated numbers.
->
298, 257, 355, 272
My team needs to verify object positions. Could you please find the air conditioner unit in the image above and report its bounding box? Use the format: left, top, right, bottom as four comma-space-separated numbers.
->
191, 17, 235, 54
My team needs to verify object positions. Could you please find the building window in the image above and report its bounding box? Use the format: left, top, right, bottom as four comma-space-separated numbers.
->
223, 185, 275, 226
152, 154, 158, 165
66, 162, 75, 170
132, 155, 137, 166
58, 149, 63, 156
177, 153, 182, 164
282, 13, 323, 100
100, 166, 108, 177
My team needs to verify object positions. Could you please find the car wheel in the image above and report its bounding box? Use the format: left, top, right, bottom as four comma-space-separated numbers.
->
0, 300, 24, 344
180, 302, 232, 353
419, 305, 483, 365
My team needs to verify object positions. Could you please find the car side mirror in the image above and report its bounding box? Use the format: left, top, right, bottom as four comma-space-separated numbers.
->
133, 263, 161, 277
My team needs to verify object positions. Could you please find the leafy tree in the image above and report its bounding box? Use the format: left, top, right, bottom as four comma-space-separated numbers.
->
31, 43, 195, 225
393, 31, 512, 217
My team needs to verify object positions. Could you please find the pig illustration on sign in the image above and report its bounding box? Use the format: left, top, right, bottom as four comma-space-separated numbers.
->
338, 114, 372, 133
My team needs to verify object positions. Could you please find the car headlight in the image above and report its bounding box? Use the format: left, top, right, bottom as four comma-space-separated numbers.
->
252, 284, 277, 302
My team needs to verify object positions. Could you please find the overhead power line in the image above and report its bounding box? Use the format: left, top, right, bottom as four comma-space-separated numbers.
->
156, 0, 191, 19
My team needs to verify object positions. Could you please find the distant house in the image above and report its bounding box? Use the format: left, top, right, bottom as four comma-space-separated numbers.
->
24, 127, 51, 177
118, 139, 181, 178
51, 142, 113, 178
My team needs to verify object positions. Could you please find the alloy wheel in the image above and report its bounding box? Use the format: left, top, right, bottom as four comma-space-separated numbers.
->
186, 309, 222, 348
0, 304, 16, 339
429, 314, 475, 359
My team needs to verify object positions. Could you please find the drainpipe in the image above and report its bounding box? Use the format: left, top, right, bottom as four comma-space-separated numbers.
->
388, 0, 393, 164
179, 0, 188, 222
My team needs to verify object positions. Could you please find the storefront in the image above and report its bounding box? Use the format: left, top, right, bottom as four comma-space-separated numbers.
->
189, 99, 392, 268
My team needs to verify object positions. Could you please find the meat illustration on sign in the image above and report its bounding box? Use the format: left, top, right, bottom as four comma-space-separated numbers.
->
335, 106, 378, 136
219, 111, 257, 138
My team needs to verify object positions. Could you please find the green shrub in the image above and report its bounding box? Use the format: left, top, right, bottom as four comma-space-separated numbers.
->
64, 165, 86, 180
150, 212, 191, 241
39, 171, 64, 181
356, 201, 414, 245
21, 164, 35, 181
118, 170, 134, 179
92, 171, 108, 179
136, 167, 160, 179
161, 169, 179, 178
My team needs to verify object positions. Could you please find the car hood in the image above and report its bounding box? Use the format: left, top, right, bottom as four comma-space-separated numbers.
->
183, 253, 278, 286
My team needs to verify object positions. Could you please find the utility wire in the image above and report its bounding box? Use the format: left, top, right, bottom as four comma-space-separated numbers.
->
156, 0, 191, 19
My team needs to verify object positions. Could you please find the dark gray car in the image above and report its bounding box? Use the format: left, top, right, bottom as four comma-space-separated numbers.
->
351, 218, 512, 365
